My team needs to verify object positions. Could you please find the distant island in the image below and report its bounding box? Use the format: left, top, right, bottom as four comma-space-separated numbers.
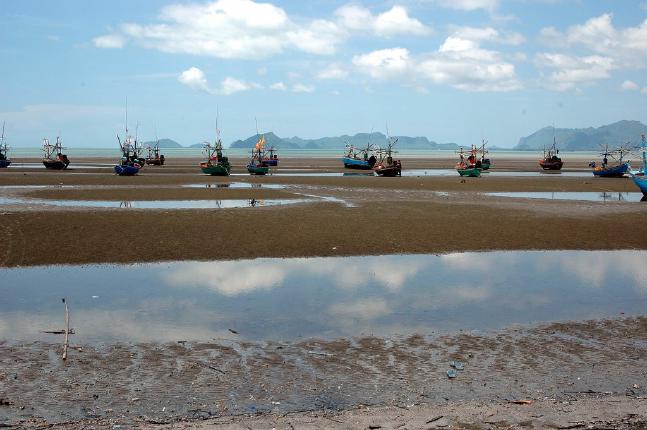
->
143, 120, 647, 151
514, 120, 647, 151
142, 138, 183, 148
230, 132, 459, 150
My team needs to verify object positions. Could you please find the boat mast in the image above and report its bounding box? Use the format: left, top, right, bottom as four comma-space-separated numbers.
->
641, 134, 647, 173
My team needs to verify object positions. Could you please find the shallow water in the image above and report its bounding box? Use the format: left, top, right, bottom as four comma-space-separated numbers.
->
182, 182, 286, 189
1, 251, 644, 343
267, 169, 594, 177
487, 191, 645, 202
0, 197, 312, 209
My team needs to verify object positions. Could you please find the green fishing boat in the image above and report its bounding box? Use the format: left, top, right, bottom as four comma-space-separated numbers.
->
247, 132, 270, 175
200, 121, 230, 176
455, 146, 482, 177
457, 167, 481, 177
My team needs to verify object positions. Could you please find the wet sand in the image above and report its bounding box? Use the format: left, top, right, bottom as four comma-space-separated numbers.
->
1, 156, 646, 428
2, 318, 646, 429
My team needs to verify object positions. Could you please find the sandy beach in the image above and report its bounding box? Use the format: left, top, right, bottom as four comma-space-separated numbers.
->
1, 156, 646, 429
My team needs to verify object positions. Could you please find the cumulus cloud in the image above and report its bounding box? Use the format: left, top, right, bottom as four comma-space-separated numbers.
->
269, 81, 315, 92
93, 34, 125, 48
435, 0, 499, 11
353, 37, 521, 92
449, 26, 525, 45
270, 81, 287, 90
621, 80, 639, 91
317, 64, 349, 80
535, 53, 615, 91
335, 4, 429, 36
536, 14, 647, 90
178, 67, 259, 95
292, 83, 315, 93
94, 0, 429, 60
353, 48, 411, 80
178, 67, 211, 92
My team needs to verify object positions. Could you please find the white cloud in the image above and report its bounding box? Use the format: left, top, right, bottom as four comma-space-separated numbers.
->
435, 0, 499, 11
317, 64, 349, 80
449, 26, 525, 45
178, 67, 259, 95
292, 83, 315, 93
334, 4, 429, 37
621, 80, 639, 91
353, 38, 521, 92
178, 67, 211, 92
220, 76, 260, 95
540, 14, 647, 66
270, 81, 287, 90
352, 48, 412, 80
93, 34, 125, 48
94, 0, 429, 60
269, 81, 314, 92
642, 87, 647, 95
535, 53, 615, 91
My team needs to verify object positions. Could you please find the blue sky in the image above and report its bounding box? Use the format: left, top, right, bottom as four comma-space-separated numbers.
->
1, 0, 647, 148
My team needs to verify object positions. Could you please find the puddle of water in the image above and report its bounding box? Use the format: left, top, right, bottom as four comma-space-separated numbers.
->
7, 163, 114, 169
487, 192, 645, 202
0, 197, 312, 209
182, 182, 286, 189
1, 251, 644, 343
404, 169, 592, 177
265, 170, 592, 177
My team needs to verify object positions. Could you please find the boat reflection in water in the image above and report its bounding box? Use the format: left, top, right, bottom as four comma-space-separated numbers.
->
1, 251, 645, 344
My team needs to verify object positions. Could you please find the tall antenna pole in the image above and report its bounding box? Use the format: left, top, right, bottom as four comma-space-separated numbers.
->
125, 96, 128, 135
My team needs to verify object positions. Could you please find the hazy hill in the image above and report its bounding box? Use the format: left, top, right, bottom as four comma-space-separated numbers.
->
142, 138, 182, 148
231, 131, 458, 150
515, 120, 647, 151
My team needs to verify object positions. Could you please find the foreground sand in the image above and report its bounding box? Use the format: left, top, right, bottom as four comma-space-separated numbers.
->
1, 157, 646, 428
3, 318, 646, 429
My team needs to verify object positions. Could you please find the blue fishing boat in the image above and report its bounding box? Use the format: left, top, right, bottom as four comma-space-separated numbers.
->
114, 103, 143, 176
114, 164, 140, 176
342, 142, 376, 170
630, 134, 647, 196
0, 122, 10, 168
590, 144, 631, 177
263, 147, 279, 166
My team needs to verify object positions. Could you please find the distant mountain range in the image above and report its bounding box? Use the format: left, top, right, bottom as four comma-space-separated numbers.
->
230, 132, 459, 150
514, 120, 647, 151
144, 120, 647, 151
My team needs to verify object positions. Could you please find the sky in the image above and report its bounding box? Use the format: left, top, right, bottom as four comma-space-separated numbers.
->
1, 0, 647, 148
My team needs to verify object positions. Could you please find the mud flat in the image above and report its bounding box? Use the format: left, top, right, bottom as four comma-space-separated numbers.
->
1, 156, 646, 428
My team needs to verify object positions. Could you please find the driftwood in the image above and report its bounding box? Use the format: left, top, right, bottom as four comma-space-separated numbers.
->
62, 298, 69, 361
42, 329, 75, 335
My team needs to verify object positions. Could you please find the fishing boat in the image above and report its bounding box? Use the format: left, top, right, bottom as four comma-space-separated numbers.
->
247, 134, 270, 175
342, 142, 377, 170
590, 144, 631, 177
42, 137, 70, 169
145, 140, 165, 166
373, 136, 401, 177
0, 122, 11, 168
455, 146, 481, 177
478, 139, 491, 170
200, 123, 231, 176
114, 129, 142, 176
630, 135, 647, 196
263, 146, 279, 167
539, 138, 563, 170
